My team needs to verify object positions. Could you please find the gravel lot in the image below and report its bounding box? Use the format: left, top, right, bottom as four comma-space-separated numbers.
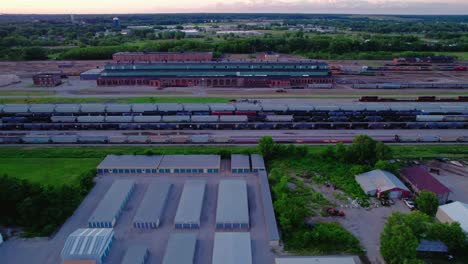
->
0, 173, 275, 264
432, 169, 468, 203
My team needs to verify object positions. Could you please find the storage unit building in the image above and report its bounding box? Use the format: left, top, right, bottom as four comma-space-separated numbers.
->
133, 182, 172, 229
61, 228, 115, 264
212, 232, 252, 264
231, 154, 251, 173
121, 245, 149, 264
158, 155, 220, 174
174, 180, 206, 229
355, 170, 411, 199
400, 166, 451, 204
259, 171, 280, 246
216, 180, 250, 229
162, 233, 198, 264
88, 180, 135, 228
80, 69, 104, 80
97, 155, 163, 174
250, 154, 266, 173
275, 256, 361, 264
436, 201, 468, 234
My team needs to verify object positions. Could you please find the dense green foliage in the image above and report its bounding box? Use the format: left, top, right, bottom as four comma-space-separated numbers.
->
381, 212, 468, 263
414, 191, 439, 217
0, 170, 95, 236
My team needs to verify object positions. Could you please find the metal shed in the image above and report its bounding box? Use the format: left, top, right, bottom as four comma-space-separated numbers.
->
97, 155, 163, 174
216, 180, 250, 229
231, 154, 251, 173
133, 182, 172, 229
259, 171, 280, 246
61, 228, 115, 264
212, 232, 252, 264
162, 233, 197, 264
174, 180, 206, 229
250, 154, 266, 173
88, 180, 135, 228
158, 155, 221, 174
121, 245, 149, 264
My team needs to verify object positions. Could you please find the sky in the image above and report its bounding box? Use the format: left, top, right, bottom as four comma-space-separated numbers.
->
1, 0, 468, 15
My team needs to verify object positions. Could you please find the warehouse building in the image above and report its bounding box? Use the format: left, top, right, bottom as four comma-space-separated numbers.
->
355, 170, 411, 199
97, 61, 333, 88
231, 154, 251, 173
61, 228, 115, 264
251, 154, 266, 173
162, 233, 198, 264
133, 182, 172, 228
97, 155, 162, 174
121, 245, 149, 264
275, 256, 361, 264
158, 155, 221, 174
88, 180, 135, 228
400, 166, 451, 204
216, 180, 250, 229
33, 73, 61, 86
259, 171, 280, 246
212, 232, 252, 264
436, 201, 468, 234
113, 52, 213, 62
174, 180, 206, 229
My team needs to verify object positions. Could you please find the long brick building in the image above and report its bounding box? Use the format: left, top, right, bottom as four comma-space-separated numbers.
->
112, 52, 213, 62
97, 61, 333, 88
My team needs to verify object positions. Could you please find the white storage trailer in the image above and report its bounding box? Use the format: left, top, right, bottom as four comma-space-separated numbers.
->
216, 180, 250, 229
133, 182, 172, 228
174, 180, 206, 229
88, 180, 135, 228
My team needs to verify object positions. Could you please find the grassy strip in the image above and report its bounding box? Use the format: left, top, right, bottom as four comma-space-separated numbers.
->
0, 96, 235, 104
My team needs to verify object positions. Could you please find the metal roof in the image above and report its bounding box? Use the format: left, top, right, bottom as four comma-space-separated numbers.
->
121, 245, 149, 264
275, 256, 361, 264
162, 233, 197, 264
216, 180, 249, 225
174, 180, 206, 225
183, 104, 210, 111
29, 104, 55, 113
157, 103, 183, 112
235, 103, 262, 111
55, 104, 81, 113
98, 155, 163, 169
437, 201, 468, 233
106, 104, 131, 112
261, 103, 288, 112
212, 232, 252, 264
80, 104, 106, 112
251, 154, 266, 169
88, 180, 135, 225
416, 240, 448, 253
259, 171, 280, 243
209, 103, 236, 111
61, 228, 114, 261
158, 155, 220, 169
133, 116, 162, 122
131, 103, 157, 112
2, 104, 29, 113
133, 182, 172, 226
355, 170, 409, 193
231, 154, 250, 169
400, 166, 451, 195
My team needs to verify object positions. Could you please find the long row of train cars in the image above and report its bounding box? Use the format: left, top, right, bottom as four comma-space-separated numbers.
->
352, 83, 468, 89
1, 134, 467, 144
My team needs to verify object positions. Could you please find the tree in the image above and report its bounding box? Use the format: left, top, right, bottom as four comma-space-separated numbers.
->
374, 160, 399, 175
415, 191, 439, 217
258, 136, 277, 160
347, 135, 377, 165
381, 215, 420, 264
427, 222, 467, 252
335, 142, 347, 163
375, 141, 392, 160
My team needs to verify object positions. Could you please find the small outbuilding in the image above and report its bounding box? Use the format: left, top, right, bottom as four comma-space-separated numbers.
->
436, 201, 468, 234
216, 180, 250, 229
231, 154, 251, 173
355, 169, 411, 199
61, 228, 115, 264
174, 180, 206, 229
133, 182, 172, 228
250, 154, 266, 173
400, 166, 451, 204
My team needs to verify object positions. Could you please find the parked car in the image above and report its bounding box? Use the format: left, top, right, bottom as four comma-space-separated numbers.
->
403, 198, 416, 210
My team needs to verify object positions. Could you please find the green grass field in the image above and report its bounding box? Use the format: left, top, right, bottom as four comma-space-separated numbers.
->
0, 145, 466, 187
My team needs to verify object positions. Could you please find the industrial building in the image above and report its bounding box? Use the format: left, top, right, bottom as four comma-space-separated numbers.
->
400, 166, 451, 204
121, 245, 149, 264
80, 69, 104, 80
112, 52, 213, 62
97, 155, 162, 174
259, 171, 280, 246
88, 180, 135, 228
355, 170, 411, 199
275, 256, 361, 264
436, 201, 468, 234
97, 61, 333, 88
212, 232, 252, 264
162, 233, 198, 264
216, 180, 250, 229
61, 228, 115, 264
174, 180, 206, 229
158, 155, 221, 174
32, 73, 61, 86
251, 154, 266, 173
133, 182, 172, 228
231, 154, 251, 173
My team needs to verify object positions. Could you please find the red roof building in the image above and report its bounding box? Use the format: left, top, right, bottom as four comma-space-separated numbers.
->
400, 166, 451, 204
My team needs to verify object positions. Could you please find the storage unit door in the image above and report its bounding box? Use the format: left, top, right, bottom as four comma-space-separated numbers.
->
389, 191, 402, 199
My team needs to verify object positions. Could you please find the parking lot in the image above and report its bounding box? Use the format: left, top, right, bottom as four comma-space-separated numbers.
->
0, 174, 275, 264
